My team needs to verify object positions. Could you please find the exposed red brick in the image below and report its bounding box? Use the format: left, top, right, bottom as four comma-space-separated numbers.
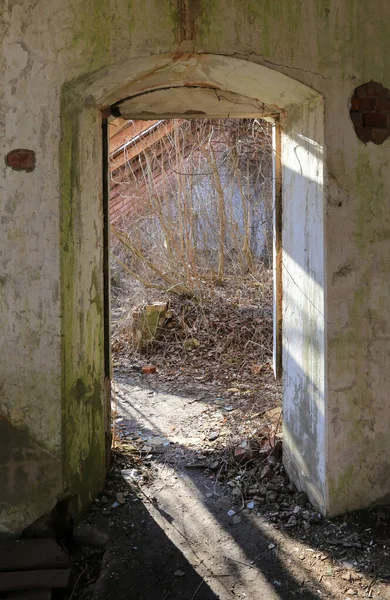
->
350, 81, 390, 144
350, 97, 361, 111
350, 111, 363, 127
360, 97, 375, 112
363, 112, 388, 128
353, 126, 372, 144
5, 149, 36, 172
375, 97, 390, 111
371, 129, 390, 145
356, 84, 368, 98
367, 80, 385, 96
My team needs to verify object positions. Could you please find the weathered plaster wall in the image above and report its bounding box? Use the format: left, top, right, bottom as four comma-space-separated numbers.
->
1, 0, 390, 531
0, 2, 65, 533
282, 99, 325, 512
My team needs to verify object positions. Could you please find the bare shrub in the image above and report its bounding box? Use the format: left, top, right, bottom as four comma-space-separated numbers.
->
110, 118, 275, 368
110, 118, 273, 296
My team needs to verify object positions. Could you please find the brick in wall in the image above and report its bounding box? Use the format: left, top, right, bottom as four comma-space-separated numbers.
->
350, 81, 390, 145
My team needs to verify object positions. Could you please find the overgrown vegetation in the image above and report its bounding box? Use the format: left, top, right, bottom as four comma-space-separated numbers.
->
110, 118, 275, 382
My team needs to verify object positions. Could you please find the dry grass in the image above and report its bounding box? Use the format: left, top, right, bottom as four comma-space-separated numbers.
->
110, 118, 274, 296
110, 117, 276, 399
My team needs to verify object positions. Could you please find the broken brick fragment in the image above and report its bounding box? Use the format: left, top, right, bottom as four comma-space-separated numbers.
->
142, 365, 157, 374
5, 149, 36, 172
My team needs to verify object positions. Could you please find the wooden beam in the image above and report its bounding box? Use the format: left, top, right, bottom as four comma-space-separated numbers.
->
110, 121, 177, 173
108, 118, 128, 138
8, 590, 51, 599
109, 120, 160, 154
0, 540, 69, 573
0, 569, 70, 592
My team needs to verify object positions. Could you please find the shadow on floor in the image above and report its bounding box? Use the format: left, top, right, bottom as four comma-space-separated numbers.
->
68, 374, 390, 600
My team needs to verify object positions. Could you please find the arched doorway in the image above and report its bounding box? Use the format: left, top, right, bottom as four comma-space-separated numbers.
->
60, 54, 325, 515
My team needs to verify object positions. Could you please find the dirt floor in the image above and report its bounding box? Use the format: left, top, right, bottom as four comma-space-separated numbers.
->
67, 369, 390, 600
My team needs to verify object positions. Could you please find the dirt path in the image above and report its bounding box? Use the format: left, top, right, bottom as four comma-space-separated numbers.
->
69, 371, 390, 600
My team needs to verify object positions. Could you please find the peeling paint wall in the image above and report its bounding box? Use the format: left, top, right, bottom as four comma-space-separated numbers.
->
1, 0, 390, 531
282, 99, 325, 512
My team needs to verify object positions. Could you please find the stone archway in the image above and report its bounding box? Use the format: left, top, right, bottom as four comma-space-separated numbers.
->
60, 53, 325, 518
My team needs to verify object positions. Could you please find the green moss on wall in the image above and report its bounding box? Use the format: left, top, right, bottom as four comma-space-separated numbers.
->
71, 0, 111, 72
60, 84, 107, 515
355, 150, 385, 250
329, 464, 355, 509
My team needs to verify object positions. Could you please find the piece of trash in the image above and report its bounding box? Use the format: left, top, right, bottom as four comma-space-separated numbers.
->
268, 543, 275, 550
209, 460, 220, 470
174, 570, 185, 577
285, 515, 297, 527
163, 441, 170, 446
223, 406, 234, 411
121, 468, 143, 483
146, 437, 167, 447
247, 501, 255, 509
116, 492, 125, 504
273, 580, 282, 587
227, 509, 236, 517
111, 501, 120, 508
142, 365, 157, 374
186, 460, 209, 469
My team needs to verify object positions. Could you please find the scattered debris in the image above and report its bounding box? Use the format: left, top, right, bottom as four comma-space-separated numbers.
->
183, 338, 200, 350
73, 524, 109, 549
121, 468, 143, 483
68, 381, 390, 600
326, 538, 362, 549
174, 570, 185, 577
116, 492, 125, 504
132, 303, 170, 350
141, 365, 157, 374
186, 459, 209, 469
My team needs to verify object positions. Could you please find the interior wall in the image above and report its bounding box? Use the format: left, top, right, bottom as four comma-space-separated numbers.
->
2, 0, 390, 532
281, 99, 326, 511
59, 52, 323, 523
60, 93, 108, 515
